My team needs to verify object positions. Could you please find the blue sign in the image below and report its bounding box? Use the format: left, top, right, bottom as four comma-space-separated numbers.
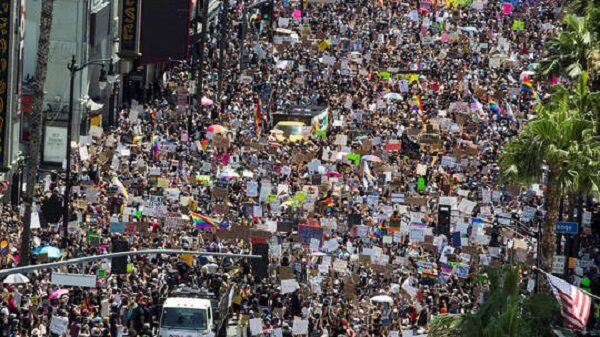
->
556, 221, 578, 234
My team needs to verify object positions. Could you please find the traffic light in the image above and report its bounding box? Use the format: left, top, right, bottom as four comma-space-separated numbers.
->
260, 2, 274, 21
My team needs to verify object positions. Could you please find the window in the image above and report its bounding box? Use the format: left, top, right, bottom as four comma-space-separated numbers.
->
160, 308, 208, 331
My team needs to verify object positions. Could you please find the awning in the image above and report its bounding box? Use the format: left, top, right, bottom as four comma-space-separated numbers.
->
85, 98, 104, 112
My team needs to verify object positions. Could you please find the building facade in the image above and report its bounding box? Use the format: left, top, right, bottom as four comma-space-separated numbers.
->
22, 0, 120, 167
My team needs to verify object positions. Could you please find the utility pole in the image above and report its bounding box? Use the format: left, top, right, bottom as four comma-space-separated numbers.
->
21, 0, 55, 267
197, 0, 209, 120
63, 57, 112, 247
217, 0, 228, 103
239, 7, 248, 72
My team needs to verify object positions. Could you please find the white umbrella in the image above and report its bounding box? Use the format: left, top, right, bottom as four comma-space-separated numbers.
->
370, 295, 394, 304
384, 92, 402, 100
3, 273, 29, 284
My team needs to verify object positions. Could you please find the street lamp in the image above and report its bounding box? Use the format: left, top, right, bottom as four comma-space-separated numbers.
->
63, 55, 113, 246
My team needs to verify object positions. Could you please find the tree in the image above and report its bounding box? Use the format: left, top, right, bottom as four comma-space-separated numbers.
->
545, 72, 600, 134
499, 92, 600, 273
429, 266, 561, 337
540, 13, 600, 84
20, 0, 55, 266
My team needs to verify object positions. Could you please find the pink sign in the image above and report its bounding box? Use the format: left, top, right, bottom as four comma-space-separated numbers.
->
502, 3, 512, 15
292, 9, 302, 19
440, 33, 449, 43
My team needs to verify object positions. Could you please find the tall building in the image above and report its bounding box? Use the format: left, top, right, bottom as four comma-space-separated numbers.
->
21, 0, 120, 168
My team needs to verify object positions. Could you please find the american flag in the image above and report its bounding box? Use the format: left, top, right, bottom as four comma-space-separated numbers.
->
546, 273, 592, 331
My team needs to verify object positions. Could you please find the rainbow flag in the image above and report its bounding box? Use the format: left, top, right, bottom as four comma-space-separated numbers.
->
190, 212, 229, 230
411, 95, 423, 114
133, 135, 144, 144
488, 99, 502, 117
112, 176, 129, 203
521, 76, 540, 100
440, 263, 454, 280
368, 224, 383, 240
200, 139, 209, 151
255, 98, 262, 133
521, 76, 534, 92
151, 135, 160, 160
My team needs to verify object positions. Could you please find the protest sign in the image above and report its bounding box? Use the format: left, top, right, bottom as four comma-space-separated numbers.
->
298, 225, 324, 245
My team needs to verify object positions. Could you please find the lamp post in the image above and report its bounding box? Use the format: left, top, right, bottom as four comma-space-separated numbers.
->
63, 55, 113, 246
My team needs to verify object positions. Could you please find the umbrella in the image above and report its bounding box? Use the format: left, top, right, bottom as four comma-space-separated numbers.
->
201, 97, 213, 106
325, 171, 342, 178
361, 155, 382, 163
383, 92, 402, 100
206, 125, 226, 134
32, 245, 61, 259
3, 273, 29, 284
49, 289, 69, 299
370, 295, 394, 304
418, 7, 430, 14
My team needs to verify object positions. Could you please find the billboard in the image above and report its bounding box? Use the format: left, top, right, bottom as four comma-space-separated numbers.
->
139, 0, 190, 64
0, 0, 11, 165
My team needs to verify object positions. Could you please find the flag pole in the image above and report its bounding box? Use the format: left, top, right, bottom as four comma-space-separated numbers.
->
532, 266, 600, 301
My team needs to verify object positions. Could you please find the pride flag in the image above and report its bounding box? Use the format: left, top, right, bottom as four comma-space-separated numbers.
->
411, 95, 423, 114
112, 176, 129, 203
488, 99, 503, 117
190, 212, 229, 230
151, 135, 160, 161
200, 139, 209, 151
521, 75, 540, 100
255, 98, 262, 133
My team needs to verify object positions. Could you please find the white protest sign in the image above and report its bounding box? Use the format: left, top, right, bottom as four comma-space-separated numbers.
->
281, 279, 300, 294
552, 255, 566, 274
51, 273, 97, 288
292, 319, 309, 335
249, 318, 263, 336
50, 316, 69, 335
409, 228, 425, 243
246, 182, 258, 197
31, 211, 41, 229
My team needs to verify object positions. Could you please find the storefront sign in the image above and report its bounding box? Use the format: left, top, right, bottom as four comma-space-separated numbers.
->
43, 126, 67, 163
120, 0, 140, 56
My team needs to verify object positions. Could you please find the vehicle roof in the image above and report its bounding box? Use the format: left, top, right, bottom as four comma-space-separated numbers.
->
163, 297, 211, 309
274, 105, 327, 116
276, 121, 305, 126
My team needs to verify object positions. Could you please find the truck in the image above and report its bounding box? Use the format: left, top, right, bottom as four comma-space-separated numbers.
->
159, 286, 232, 337
271, 105, 329, 142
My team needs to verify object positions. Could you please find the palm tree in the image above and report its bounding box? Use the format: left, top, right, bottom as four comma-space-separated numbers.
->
540, 12, 600, 84
429, 266, 561, 337
499, 92, 600, 273
546, 72, 600, 134
20, 0, 55, 266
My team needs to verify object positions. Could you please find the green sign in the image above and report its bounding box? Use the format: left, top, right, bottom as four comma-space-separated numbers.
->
315, 130, 327, 138
97, 269, 106, 278
417, 177, 426, 191
346, 153, 361, 166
